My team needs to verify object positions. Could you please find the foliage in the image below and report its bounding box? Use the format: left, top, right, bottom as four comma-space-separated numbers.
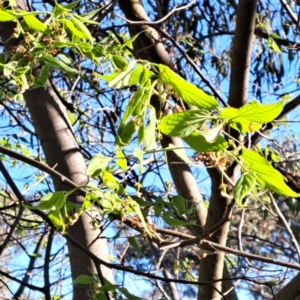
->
1, 0, 300, 299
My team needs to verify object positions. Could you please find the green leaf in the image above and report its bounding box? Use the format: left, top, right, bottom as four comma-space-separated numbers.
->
69, 14, 93, 42
144, 106, 156, 150
0, 9, 16, 22
219, 101, 284, 133
158, 65, 219, 110
37, 64, 50, 85
41, 55, 77, 74
121, 88, 144, 126
164, 144, 196, 166
94, 293, 107, 300
233, 173, 256, 206
48, 209, 64, 231
23, 14, 49, 33
57, 53, 72, 65
154, 196, 164, 216
112, 55, 128, 71
60, 0, 81, 10
162, 211, 194, 226
74, 275, 98, 285
118, 287, 144, 300
64, 19, 88, 40
241, 150, 300, 197
128, 196, 151, 236
172, 195, 186, 216
115, 150, 127, 172
14, 67, 29, 77
102, 170, 119, 189
92, 44, 106, 57
128, 236, 142, 255
159, 109, 210, 138
184, 132, 227, 152
23, 192, 67, 210
198, 124, 224, 143
129, 64, 144, 85
108, 60, 136, 88
87, 154, 112, 177
116, 120, 137, 147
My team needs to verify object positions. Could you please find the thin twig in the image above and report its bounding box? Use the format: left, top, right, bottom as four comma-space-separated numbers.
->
115, 1, 195, 25
269, 192, 300, 262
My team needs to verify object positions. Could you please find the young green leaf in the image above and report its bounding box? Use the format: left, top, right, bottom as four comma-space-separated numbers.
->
159, 109, 210, 138
87, 154, 112, 177
118, 287, 144, 300
102, 170, 119, 189
128, 196, 151, 236
0, 9, 16, 22
220, 101, 284, 133
172, 195, 186, 216
37, 64, 50, 86
158, 65, 219, 110
23, 191, 67, 211
69, 14, 93, 42
115, 150, 127, 172
48, 209, 64, 231
121, 88, 144, 126
198, 124, 224, 143
143, 106, 156, 150
154, 196, 164, 216
162, 211, 194, 226
112, 55, 128, 71
128, 236, 142, 255
41, 55, 77, 74
64, 19, 88, 40
233, 173, 256, 206
108, 60, 135, 88
164, 143, 196, 166
23, 14, 49, 33
184, 132, 227, 152
241, 149, 300, 197
116, 120, 137, 147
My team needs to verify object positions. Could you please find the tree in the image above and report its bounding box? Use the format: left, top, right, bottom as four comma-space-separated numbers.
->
1, 0, 300, 299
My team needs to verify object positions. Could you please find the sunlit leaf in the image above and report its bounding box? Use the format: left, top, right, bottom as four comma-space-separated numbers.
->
184, 132, 227, 152
87, 154, 112, 177
23, 14, 49, 33
233, 173, 256, 206
23, 192, 67, 210
41, 55, 77, 74
220, 101, 284, 132
158, 65, 219, 110
0, 9, 16, 22
159, 109, 210, 138
241, 150, 300, 197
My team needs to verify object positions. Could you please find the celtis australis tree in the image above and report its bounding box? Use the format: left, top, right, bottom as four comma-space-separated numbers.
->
1, 0, 300, 300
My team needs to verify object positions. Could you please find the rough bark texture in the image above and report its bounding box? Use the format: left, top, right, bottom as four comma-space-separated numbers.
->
118, 1, 237, 299
0, 2, 113, 299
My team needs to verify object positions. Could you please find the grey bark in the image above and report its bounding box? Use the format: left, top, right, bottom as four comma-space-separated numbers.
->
0, 2, 113, 299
